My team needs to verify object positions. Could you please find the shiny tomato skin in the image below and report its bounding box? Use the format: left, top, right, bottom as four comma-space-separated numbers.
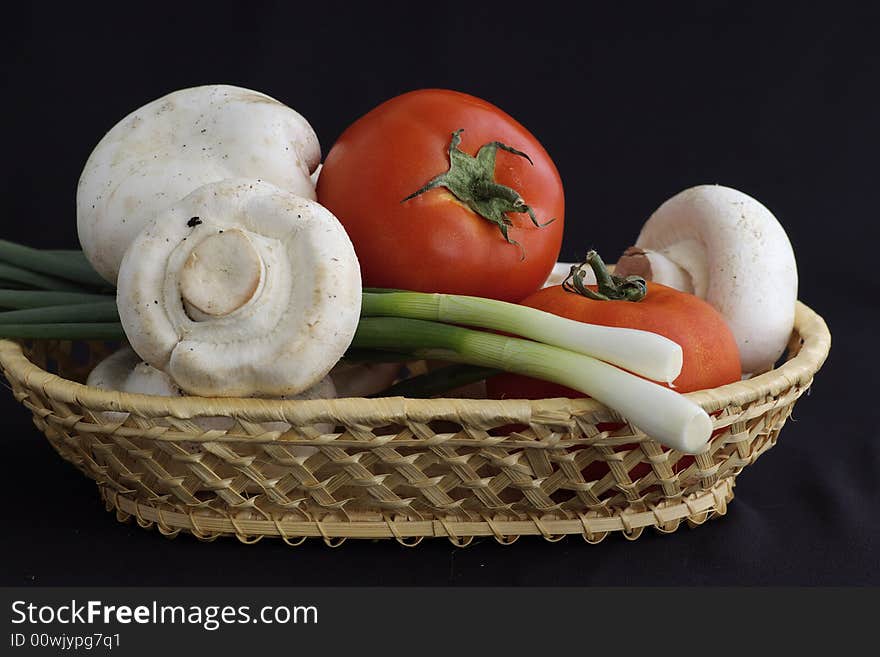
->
316, 89, 565, 302
487, 281, 742, 399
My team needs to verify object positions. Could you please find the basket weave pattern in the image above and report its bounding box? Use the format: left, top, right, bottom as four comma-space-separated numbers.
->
0, 302, 830, 546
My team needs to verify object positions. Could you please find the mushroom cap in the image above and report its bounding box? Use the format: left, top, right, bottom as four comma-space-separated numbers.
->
116, 178, 362, 398
623, 185, 798, 374
86, 346, 182, 397
77, 84, 321, 283
86, 346, 182, 424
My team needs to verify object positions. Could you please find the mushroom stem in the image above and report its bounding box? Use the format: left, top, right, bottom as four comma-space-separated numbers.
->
615, 247, 695, 294
179, 229, 264, 318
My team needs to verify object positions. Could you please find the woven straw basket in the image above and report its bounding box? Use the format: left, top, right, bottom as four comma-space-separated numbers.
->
0, 301, 830, 547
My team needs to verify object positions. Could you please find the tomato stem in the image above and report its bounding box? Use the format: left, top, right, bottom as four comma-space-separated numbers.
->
563, 250, 647, 302
400, 129, 555, 260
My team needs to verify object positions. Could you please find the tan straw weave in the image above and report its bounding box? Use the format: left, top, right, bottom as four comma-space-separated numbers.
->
0, 301, 830, 547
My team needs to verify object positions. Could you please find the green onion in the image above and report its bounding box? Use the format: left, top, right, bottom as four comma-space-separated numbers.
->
361, 291, 683, 384
0, 290, 114, 309
0, 301, 119, 324
0, 262, 90, 292
353, 317, 711, 453
42, 250, 108, 279
0, 240, 109, 289
0, 322, 125, 340
43, 249, 87, 257
371, 363, 498, 398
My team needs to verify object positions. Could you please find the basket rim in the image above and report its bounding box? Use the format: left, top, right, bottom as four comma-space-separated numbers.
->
0, 300, 830, 425
99, 478, 736, 543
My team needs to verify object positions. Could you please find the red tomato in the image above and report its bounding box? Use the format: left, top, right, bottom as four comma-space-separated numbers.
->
487, 281, 741, 488
317, 89, 565, 302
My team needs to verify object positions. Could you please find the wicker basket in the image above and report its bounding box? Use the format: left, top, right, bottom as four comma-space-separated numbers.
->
0, 301, 830, 547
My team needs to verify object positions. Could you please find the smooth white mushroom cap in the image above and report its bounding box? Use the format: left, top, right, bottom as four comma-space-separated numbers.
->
87, 346, 181, 397
87, 347, 178, 425
615, 185, 798, 374
116, 178, 362, 398
77, 84, 321, 283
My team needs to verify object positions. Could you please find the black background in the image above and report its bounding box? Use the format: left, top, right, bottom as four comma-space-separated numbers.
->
0, 1, 877, 585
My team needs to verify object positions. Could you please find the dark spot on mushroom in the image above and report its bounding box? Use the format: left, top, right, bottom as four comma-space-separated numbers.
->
187, 217, 203, 227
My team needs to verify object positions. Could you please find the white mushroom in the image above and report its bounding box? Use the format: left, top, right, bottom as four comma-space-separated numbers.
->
116, 178, 362, 397
614, 185, 798, 374
87, 346, 335, 457
86, 346, 181, 423
77, 84, 321, 283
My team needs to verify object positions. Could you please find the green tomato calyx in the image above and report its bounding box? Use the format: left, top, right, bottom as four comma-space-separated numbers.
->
401, 129, 555, 259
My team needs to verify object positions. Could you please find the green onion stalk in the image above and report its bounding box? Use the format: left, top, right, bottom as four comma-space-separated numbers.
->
0, 242, 712, 453
354, 317, 710, 453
